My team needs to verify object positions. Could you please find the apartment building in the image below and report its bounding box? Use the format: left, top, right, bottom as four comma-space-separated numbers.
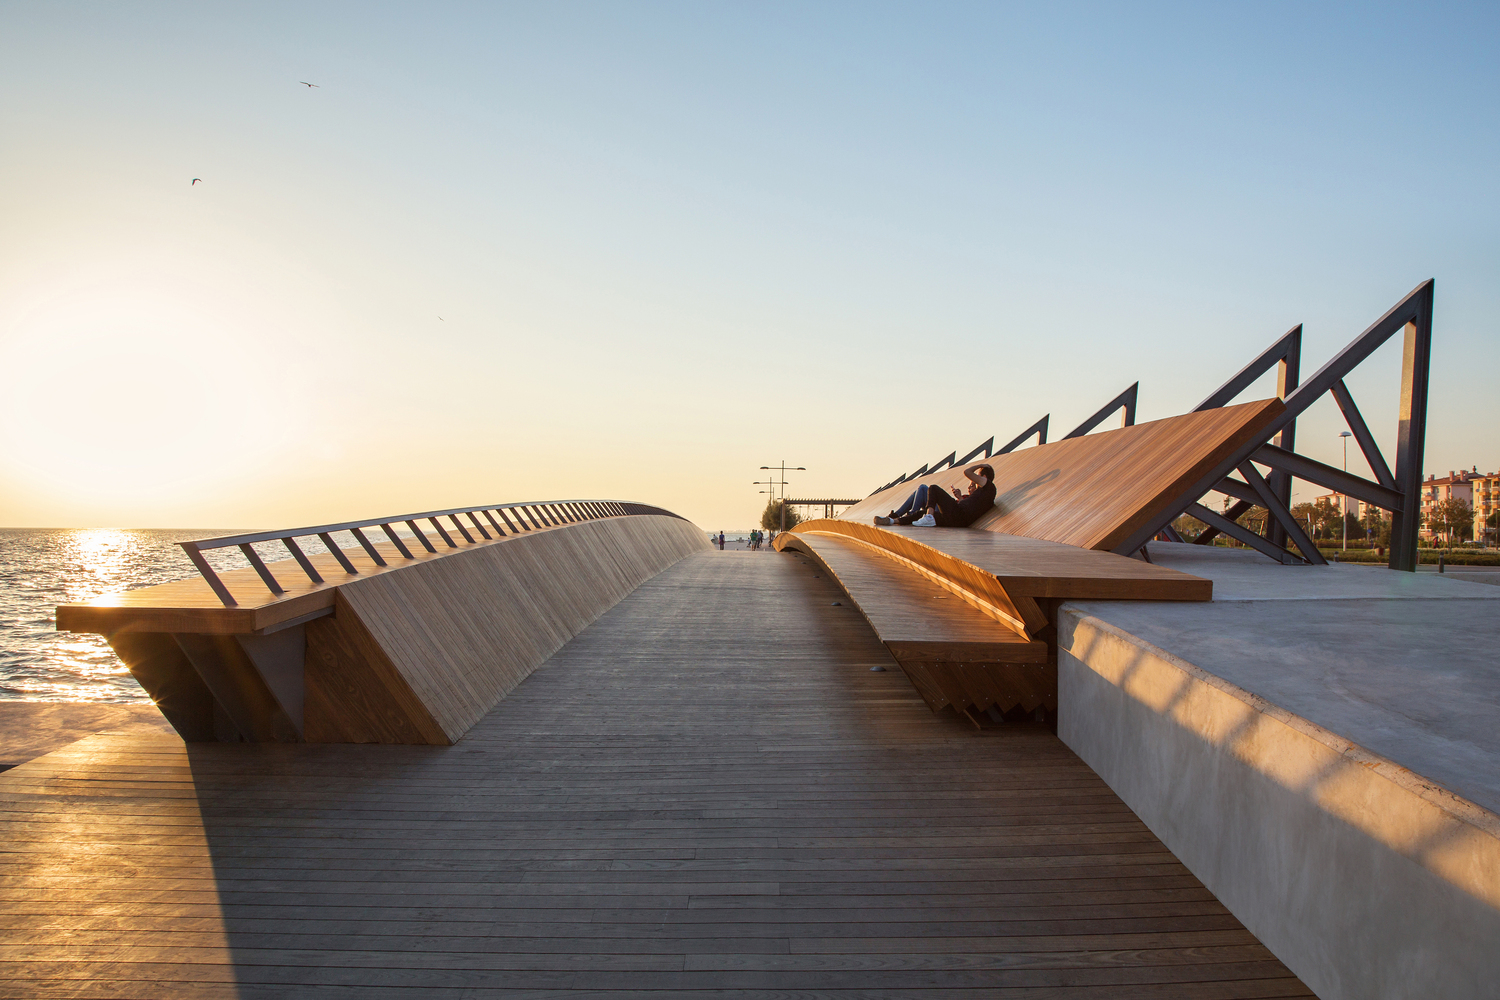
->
1474, 472, 1500, 544
1309, 467, 1493, 543
1308, 492, 1360, 517
1420, 469, 1484, 541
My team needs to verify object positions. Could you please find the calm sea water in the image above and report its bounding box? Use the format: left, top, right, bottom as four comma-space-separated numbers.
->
0, 528, 291, 703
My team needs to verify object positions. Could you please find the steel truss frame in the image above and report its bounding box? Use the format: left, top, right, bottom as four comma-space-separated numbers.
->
870, 382, 1136, 496
1113, 280, 1433, 571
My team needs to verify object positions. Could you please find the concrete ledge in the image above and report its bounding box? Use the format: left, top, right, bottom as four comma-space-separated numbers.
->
1059, 607, 1500, 1000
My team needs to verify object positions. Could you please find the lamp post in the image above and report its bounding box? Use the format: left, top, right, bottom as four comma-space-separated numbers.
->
760, 462, 805, 533
1339, 431, 1352, 553
752, 482, 777, 533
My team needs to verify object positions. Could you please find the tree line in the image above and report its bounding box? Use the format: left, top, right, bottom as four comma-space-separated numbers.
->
1172, 495, 1485, 548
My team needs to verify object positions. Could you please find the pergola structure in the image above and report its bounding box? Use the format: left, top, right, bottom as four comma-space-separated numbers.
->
784, 498, 863, 519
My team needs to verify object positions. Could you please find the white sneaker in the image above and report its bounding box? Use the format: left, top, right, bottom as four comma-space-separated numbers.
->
912, 513, 936, 527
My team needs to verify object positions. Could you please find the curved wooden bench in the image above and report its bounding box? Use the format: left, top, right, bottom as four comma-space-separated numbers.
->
779, 530, 1051, 724
779, 520, 1210, 635
776, 506, 1212, 723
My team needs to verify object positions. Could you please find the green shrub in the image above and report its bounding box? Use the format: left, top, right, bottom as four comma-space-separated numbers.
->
1321, 548, 1500, 566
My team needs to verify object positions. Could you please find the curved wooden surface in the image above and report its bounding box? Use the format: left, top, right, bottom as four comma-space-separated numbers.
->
306, 514, 710, 744
60, 512, 709, 745
842, 397, 1284, 551
776, 405, 1229, 722
774, 524, 1207, 723
779, 532, 1048, 663
778, 531, 1055, 724
777, 521, 1211, 634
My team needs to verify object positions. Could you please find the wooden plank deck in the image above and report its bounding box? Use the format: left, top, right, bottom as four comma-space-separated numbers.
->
0, 550, 1311, 998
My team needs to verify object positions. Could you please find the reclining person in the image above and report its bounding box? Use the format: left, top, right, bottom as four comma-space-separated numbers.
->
881, 484, 937, 523
879, 480, 974, 523
875, 464, 996, 527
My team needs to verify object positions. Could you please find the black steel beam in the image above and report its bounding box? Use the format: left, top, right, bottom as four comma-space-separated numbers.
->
1194, 326, 1302, 412
1331, 379, 1396, 490
1238, 461, 1325, 565
1253, 444, 1405, 511
958, 436, 995, 465
1213, 477, 1261, 505
877, 415, 1047, 496
1188, 503, 1299, 564
1063, 384, 1137, 439
1194, 325, 1303, 549
1269, 326, 1301, 549
996, 414, 1049, 455
1274, 282, 1432, 433
1192, 499, 1253, 545
1389, 288, 1434, 572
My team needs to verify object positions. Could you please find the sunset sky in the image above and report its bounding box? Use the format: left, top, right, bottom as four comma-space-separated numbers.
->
2, 2, 1496, 531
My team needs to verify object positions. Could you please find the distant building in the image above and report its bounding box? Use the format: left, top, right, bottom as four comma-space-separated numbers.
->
1309, 491, 1360, 517
1420, 469, 1481, 541
1473, 472, 1500, 544
1302, 467, 1495, 543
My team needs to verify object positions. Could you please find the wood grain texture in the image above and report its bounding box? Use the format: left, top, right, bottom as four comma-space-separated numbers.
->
0, 704, 173, 771
775, 535, 1059, 722
0, 551, 1310, 998
778, 532, 1047, 663
843, 398, 1285, 551
328, 514, 710, 743
303, 591, 449, 745
55, 508, 692, 637
67, 514, 707, 747
783, 520, 1212, 605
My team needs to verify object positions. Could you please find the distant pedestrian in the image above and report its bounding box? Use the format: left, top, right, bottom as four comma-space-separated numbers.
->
718, 531, 725, 550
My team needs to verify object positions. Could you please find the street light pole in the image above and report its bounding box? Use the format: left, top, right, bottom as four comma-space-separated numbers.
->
752, 482, 778, 533
760, 462, 805, 534
1339, 431, 1352, 553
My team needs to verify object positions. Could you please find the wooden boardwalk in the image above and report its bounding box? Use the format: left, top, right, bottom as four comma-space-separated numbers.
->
0, 550, 1310, 998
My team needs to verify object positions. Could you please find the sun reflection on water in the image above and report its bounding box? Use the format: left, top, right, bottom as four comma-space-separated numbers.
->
0, 528, 257, 703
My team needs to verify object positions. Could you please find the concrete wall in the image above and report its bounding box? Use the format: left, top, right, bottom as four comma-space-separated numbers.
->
1058, 607, 1500, 1000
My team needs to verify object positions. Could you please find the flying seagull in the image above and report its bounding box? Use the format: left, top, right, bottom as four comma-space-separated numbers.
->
191, 178, 201, 185
438, 316, 444, 321
300, 81, 319, 87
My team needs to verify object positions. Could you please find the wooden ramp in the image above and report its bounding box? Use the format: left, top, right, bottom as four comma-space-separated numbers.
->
840, 397, 1285, 551
0, 551, 1311, 998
